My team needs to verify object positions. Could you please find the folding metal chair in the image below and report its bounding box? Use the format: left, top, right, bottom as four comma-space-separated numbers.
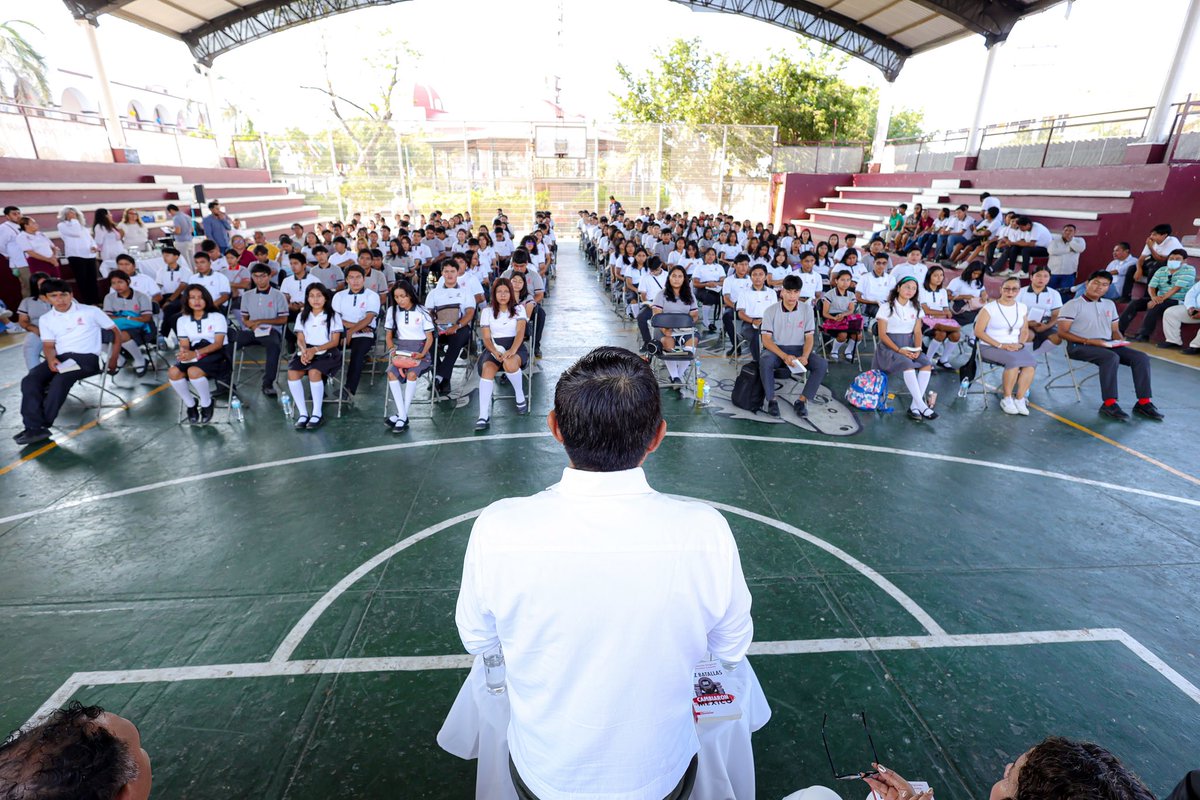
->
174, 338, 241, 425
649, 312, 699, 397
1041, 344, 1098, 402
70, 369, 127, 423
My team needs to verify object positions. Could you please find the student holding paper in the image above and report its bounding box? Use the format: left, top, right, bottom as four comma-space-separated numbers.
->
228, 263, 289, 397
16, 279, 120, 446
759, 274, 828, 419
1058, 271, 1162, 421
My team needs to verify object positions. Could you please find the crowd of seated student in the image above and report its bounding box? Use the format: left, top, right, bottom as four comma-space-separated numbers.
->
580, 203, 1173, 423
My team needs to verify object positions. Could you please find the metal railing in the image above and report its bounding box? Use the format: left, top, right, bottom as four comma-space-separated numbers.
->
771, 142, 866, 174
1168, 99, 1200, 163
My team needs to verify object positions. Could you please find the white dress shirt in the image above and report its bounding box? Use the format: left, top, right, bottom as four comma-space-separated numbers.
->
456, 467, 753, 800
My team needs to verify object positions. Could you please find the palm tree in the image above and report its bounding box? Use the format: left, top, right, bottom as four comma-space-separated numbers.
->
0, 20, 50, 104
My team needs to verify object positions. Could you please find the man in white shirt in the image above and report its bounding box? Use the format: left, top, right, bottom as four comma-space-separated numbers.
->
332, 265, 381, 397
1133, 223, 1184, 287
188, 252, 232, 309
1106, 242, 1139, 301
980, 192, 1002, 217
721, 255, 753, 355
998, 216, 1051, 278
328, 237, 357, 269
455, 346, 752, 800
736, 264, 776, 361
424, 260, 475, 395
1045, 224, 1087, 291
856, 255, 897, 318
0, 206, 22, 272
17, 279, 120, 445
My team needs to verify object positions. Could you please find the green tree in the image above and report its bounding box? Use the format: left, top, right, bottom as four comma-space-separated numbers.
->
613, 38, 923, 145
0, 20, 49, 103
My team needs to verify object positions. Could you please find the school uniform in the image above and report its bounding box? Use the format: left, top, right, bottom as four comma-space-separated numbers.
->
635, 270, 668, 346
794, 270, 821, 302
499, 268, 547, 353
332, 288, 382, 394
918, 287, 958, 331
1017, 286, 1063, 348
288, 310, 345, 377
478, 305, 529, 373
311, 264, 345, 291
736, 287, 776, 361
720, 274, 752, 344
17, 296, 52, 370
175, 311, 230, 377
871, 300, 932, 374
759, 300, 828, 405
425, 283, 474, 389
102, 290, 154, 348
329, 249, 357, 268
231, 287, 289, 389
20, 302, 116, 435
821, 289, 863, 335
385, 305, 434, 379
856, 271, 895, 317
947, 277, 987, 326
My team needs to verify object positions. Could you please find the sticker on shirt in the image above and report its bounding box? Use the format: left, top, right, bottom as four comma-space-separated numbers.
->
692, 660, 741, 723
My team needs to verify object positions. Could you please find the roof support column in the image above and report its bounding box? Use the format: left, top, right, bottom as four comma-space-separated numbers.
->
77, 18, 127, 149
869, 78, 893, 171
197, 63, 232, 163
1143, 0, 1200, 144
963, 40, 1001, 157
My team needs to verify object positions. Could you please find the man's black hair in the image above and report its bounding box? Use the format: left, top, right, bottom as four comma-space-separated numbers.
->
511, 248, 530, 265
3, 205, 19, 215
250, 263, 272, 276
554, 347, 661, 472
166, 203, 179, 212
253, 245, 269, 256
781, 274, 802, 292
40, 278, 72, 295
114, 253, 135, 265
1087, 270, 1113, 284
311, 245, 328, 255
344, 264, 365, 277
1017, 216, 1033, 227
1151, 223, 1173, 236
288, 252, 306, 264
161, 246, 180, 256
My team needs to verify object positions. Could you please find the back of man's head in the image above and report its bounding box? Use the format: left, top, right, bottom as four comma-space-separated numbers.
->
1015, 737, 1153, 800
553, 347, 661, 472
0, 702, 149, 800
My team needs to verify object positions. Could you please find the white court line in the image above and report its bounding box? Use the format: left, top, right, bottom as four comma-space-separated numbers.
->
272, 497, 942, 663
25, 628, 1200, 731
3, 431, 1199, 528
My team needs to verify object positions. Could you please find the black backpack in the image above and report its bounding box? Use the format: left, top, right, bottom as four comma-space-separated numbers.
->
731, 362, 765, 412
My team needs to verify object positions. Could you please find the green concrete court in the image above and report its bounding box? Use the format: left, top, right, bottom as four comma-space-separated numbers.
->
0, 245, 1198, 799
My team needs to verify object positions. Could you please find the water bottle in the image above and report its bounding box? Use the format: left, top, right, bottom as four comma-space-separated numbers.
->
280, 393, 294, 419
483, 645, 506, 695
230, 395, 244, 422
957, 377, 970, 398
701, 382, 711, 407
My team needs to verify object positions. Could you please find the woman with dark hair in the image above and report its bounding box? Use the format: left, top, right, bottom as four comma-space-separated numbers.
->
814, 241, 835, 280
651, 265, 699, 387
949, 261, 989, 329
286, 283, 344, 431
821, 269, 862, 362
17, 271, 53, 369
767, 247, 791, 291
919, 265, 961, 369
168, 284, 228, 425
975, 276, 1037, 415
383, 279, 433, 433
92, 208, 123, 277
872, 276, 937, 420
475, 277, 529, 430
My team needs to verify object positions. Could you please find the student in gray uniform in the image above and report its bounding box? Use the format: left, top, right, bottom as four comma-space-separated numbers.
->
1058, 270, 1162, 421
650, 265, 699, 386
759, 274, 828, 418
16, 272, 52, 370
229, 263, 289, 397
101, 271, 151, 376
310, 246, 345, 291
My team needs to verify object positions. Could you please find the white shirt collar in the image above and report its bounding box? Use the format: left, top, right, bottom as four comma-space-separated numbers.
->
551, 466, 653, 497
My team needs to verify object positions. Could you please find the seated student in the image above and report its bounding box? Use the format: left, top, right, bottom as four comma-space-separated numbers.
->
736, 263, 776, 362
975, 276, 1038, 415
863, 736, 1153, 800
155, 246, 191, 343
840, 249, 866, 286
766, 247, 790, 291
821, 269, 863, 362
855, 254, 895, 318
110, 254, 162, 305
168, 284, 229, 425
222, 248, 252, 308
1103, 241, 1138, 301
331, 264, 381, 399
0, 700, 152, 800
872, 276, 937, 421
328, 236, 357, 268
1132, 222, 1184, 287
475, 278, 530, 430
383, 279, 434, 433
230, 263, 289, 397
364, 248, 390, 299
953, 206, 1001, 266
813, 241, 835, 278
101, 271, 152, 376
918, 266, 960, 369
635, 256, 669, 351
691, 247, 726, 331
650, 265, 700, 388
1160, 279, 1200, 355
889, 248, 927, 286
721, 254, 753, 354
1058, 270, 1162, 421
187, 252, 231, 310
280, 253, 323, 349
999, 216, 1052, 279
286, 283, 344, 430
948, 261, 988, 330
16, 271, 52, 370
424, 259, 476, 397
310, 245, 346, 291
793, 251, 822, 302
1018, 267, 1064, 350
759, 273, 828, 418
1119, 249, 1194, 342
15, 279, 121, 446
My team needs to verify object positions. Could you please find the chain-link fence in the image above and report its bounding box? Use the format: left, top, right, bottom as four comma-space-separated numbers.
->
259, 121, 797, 229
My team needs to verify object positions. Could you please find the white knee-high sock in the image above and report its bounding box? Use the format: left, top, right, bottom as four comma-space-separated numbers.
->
926, 339, 942, 361
917, 369, 931, 396
832, 340, 845, 355
309, 379, 325, 417
288, 379, 307, 415
508, 371, 526, 405
902, 370, 928, 411
170, 378, 195, 406
189, 377, 212, 406
388, 379, 405, 418
847, 339, 857, 355
478, 378, 494, 419
121, 339, 146, 365
402, 379, 418, 416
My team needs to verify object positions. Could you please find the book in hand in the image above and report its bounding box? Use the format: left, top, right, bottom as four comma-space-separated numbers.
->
1105, 339, 1130, 348
691, 659, 742, 723
787, 359, 808, 375
56, 358, 81, 373
901, 346, 923, 353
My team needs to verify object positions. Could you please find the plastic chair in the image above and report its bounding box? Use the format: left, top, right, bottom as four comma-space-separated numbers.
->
174, 337, 241, 425
649, 311, 699, 396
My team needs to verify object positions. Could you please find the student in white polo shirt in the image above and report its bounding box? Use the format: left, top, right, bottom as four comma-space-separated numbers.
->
474, 277, 530, 431
383, 279, 433, 433
856, 254, 896, 318
328, 237, 357, 269
110, 254, 162, 305
998, 216, 1052, 278
168, 284, 229, 425
691, 247, 725, 332
287, 283, 344, 431
187, 252, 231, 309
155, 246, 191, 342
424, 260, 476, 396
736, 263, 776, 362
1017, 267, 1064, 350
721, 254, 753, 354
890, 248, 928, 286
16, 279, 120, 446
281, 253, 323, 349
332, 265, 381, 398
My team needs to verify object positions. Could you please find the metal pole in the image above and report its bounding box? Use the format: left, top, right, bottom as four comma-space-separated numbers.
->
1144, 0, 1200, 144
964, 42, 1003, 156
717, 125, 727, 210
78, 19, 127, 149
328, 130, 344, 221
871, 78, 893, 165
656, 124, 664, 212
260, 134, 272, 180
462, 124, 472, 219
592, 128, 600, 213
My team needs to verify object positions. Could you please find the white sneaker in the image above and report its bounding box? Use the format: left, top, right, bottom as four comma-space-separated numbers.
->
1000, 396, 1020, 415
995, 269, 1012, 278
1015, 397, 1030, 416
1013, 271, 1029, 279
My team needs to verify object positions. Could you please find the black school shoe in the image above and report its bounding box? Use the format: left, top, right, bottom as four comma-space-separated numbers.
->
1133, 402, 1164, 421
793, 398, 808, 418
1098, 403, 1130, 421
14, 429, 51, 446
186, 405, 200, 424
199, 404, 214, 424
306, 416, 324, 430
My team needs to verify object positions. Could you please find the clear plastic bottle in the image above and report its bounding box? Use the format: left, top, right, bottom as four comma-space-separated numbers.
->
958, 377, 970, 398
483, 645, 506, 695
230, 395, 244, 422
281, 393, 293, 419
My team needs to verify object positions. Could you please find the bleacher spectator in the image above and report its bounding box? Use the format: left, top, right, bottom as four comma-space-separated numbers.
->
1120, 249, 1195, 342
1045, 224, 1086, 293
997, 216, 1052, 280
1159, 280, 1200, 354
0, 701, 152, 800
1133, 223, 1183, 286
202, 200, 233, 251
1107, 241, 1138, 301
1059, 271, 1162, 421
57, 206, 101, 305
980, 191, 1002, 216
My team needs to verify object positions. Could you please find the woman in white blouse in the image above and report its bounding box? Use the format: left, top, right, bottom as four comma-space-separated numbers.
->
872, 276, 937, 421
475, 277, 529, 431
918, 266, 961, 370
287, 283, 344, 431
118, 209, 149, 252
383, 279, 433, 433
14, 217, 60, 284
57, 206, 100, 304
168, 285, 228, 425
974, 276, 1037, 416
92, 208, 124, 277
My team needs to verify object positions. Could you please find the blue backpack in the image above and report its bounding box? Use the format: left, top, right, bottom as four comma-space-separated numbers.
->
845, 369, 889, 411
